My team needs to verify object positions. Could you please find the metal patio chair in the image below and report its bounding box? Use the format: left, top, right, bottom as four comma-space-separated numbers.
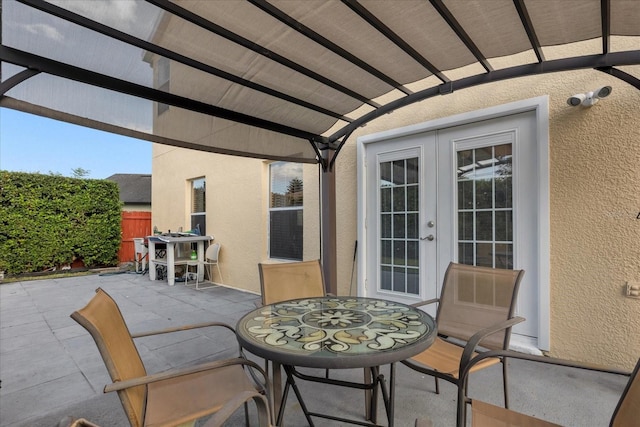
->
258, 259, 326, 305
71, 288, 273, 427
402, 262, 525, 426
416, 351, 639, 427
257, 260, 384, 422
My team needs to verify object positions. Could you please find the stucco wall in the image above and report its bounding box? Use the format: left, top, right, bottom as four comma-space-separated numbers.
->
152, 141, 319, 295
335, 66, 640, 369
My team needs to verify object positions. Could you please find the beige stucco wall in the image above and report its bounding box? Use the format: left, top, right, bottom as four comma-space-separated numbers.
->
152, 141, 319, 295
334, 70, 640, 370
152, 41, 639, 369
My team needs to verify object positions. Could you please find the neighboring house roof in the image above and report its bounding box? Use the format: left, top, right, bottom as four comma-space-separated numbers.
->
106, 174, 151, 205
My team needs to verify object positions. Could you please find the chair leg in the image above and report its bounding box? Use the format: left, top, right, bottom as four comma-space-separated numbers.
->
434, 376, 440, 394
502, 357, 510, 409
216, 263, 223, 283
457, 377, 470, 427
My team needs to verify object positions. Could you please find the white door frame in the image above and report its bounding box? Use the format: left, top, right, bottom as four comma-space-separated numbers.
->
356, 96, 550, 351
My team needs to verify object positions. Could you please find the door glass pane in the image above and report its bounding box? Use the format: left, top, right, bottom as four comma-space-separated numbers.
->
407, 158, 419, 183
379, 157, 420, 295
407, 241, 419, 267
381, 214, 392, 238
407, 213, 418, 239
392, 160, 405, 185
393, 187, 405, 212
380, 265, 392, 290
457, 144, 513, 268
393, 214, 405, 238
407, 268, 419, 294
407, 185, 418, 211
393, 267, 406, 292
381, 187, 391, 212
458, 211, 473, 240
458, 179, 473, 209
393, 240, 405, 265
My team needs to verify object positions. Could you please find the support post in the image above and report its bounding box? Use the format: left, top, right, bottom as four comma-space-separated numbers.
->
320, 149, 338, 295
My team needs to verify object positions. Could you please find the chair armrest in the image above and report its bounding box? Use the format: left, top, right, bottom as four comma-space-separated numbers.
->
131, 321, 246, 360
130, 321, 235, 338
459, 316, 525, 370
460, 349, 631, 382
410, 298, 439, 308
104, 357, 268, 393
202, 390, 273, 427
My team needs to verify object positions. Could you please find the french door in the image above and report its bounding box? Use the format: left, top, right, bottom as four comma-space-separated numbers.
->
358, 108, 546, 347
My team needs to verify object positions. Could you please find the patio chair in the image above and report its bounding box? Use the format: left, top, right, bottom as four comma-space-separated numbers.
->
200, 242, 223, 289
415, 350, 639, 427
184, 243, 221, 290
258, 259, 326, 305
402, 262, 525, 426
257, 260, 379, 421
258, 260, 335, 413
58, 417, 101, 427
132, 238, 148, 274
70, 288, 273, 427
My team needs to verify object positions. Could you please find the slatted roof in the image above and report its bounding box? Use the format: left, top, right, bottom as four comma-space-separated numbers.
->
2, 0, 639, 169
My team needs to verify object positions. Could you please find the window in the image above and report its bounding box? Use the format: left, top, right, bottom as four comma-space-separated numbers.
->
269, 162, 303, 260
191, 178, 206, 235
156, 57, 170, 115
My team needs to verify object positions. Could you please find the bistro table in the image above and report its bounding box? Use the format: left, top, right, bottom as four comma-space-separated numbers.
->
147, 234, 213, 286
236, 296, 437, 427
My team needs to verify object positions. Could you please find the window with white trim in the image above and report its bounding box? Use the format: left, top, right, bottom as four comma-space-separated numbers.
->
269, 162, 303, 260
190, 177, 206, 236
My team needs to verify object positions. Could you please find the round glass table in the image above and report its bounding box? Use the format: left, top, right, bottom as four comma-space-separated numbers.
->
236, 296, 437, 426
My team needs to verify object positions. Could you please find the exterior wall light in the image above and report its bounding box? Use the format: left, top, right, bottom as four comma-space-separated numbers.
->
567, 86, 612, 107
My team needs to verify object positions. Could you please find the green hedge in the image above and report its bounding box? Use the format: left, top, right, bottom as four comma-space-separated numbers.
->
0, 171, 122, 275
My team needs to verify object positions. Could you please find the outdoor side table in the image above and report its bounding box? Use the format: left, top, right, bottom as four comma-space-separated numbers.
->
236, 296, 437, 427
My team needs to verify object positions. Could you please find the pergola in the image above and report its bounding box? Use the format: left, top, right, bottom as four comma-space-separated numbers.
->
2, 0, 639, 293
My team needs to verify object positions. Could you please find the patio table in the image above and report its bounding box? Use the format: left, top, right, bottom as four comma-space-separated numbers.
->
236, 296, 437, 426
147, 234, 213, 286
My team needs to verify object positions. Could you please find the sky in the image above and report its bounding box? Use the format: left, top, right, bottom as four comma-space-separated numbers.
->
0, 108, 152, 179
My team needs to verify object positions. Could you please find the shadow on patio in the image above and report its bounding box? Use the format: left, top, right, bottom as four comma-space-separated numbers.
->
0, 273, 629, 426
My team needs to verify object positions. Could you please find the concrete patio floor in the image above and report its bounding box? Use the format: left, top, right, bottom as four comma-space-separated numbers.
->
0, 272, 629, 427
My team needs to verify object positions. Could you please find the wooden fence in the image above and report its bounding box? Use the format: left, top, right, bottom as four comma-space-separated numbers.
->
118, 211, 151, 263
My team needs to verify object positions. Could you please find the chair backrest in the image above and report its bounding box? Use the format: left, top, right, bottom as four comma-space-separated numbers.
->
258, 260, 326, 305
436, 262, 524, 350
71, 288, 147, 427
611, 358, 640, 427
206, 242, 221, 262
133, 238, 147, 255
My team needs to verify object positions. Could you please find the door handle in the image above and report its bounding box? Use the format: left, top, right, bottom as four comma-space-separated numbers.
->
421, 235, 435, 241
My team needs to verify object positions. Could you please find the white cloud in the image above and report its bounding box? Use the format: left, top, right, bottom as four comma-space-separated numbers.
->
49, 0, 143, 34
21, 23, 64, 42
